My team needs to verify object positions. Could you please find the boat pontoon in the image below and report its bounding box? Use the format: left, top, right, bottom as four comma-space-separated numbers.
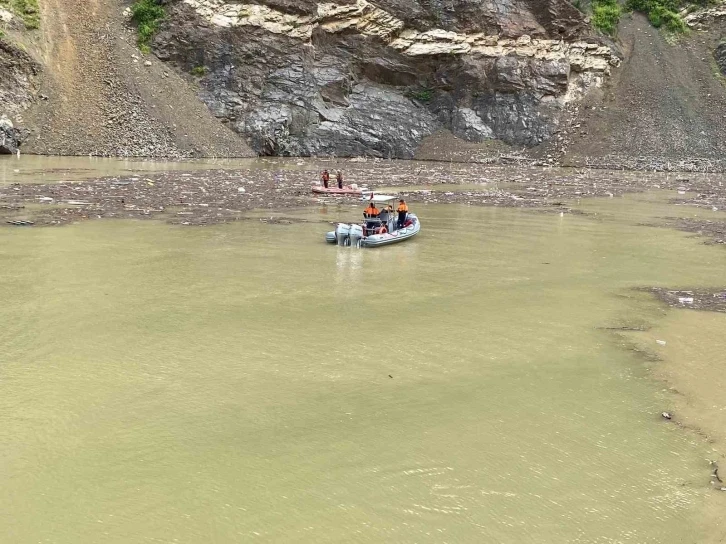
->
325, 194, 420, 248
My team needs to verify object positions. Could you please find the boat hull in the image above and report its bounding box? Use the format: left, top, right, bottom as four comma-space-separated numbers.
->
325, 214, 420, 247
312, 186, 363, 196
361, 214, 420, 247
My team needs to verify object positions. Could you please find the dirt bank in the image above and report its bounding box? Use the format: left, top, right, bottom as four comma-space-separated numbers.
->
1, 160, 726, 227
21, 0, 254, 158
561, 14, 726, 170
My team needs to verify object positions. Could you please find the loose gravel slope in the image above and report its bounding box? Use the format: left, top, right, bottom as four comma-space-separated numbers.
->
23, 0, 255, 158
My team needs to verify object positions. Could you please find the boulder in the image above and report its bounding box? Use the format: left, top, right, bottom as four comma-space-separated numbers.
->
0, 116, 21, 154
716, 41, 726, 76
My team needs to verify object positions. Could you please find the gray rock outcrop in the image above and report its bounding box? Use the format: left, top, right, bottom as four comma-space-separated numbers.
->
152, 0, 620, 158
0, 38, 39, 153
716, 40, 726, 76
0, 116, 22, 154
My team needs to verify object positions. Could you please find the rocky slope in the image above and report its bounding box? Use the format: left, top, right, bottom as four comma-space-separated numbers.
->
152, 0, 621, 158
2, 0, 726, 161
14, 0, 254, 157
0, 11, 40, 154
560, 10, 726, 170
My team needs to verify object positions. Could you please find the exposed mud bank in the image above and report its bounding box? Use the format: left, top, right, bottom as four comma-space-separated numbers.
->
1, 160, 726, 227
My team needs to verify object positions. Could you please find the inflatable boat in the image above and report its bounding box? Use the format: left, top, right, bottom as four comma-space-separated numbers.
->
325, 195, 420, 248
311, 184, 368, 196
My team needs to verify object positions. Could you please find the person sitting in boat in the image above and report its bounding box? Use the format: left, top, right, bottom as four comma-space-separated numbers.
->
321, 169, 330, 189
336, 171, 343, 189
364, 202, 379, 218
397, 199, 409, 229
378, 206, 389, 223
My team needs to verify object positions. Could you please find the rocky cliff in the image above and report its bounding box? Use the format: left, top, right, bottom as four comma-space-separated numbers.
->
4, 0, 726, 162
0, 16, 40, 154
152, 0, 621, 158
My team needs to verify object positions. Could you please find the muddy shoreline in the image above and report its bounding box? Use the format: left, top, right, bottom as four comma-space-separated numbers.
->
641, 288, 726, 542
2, 160, 726, 232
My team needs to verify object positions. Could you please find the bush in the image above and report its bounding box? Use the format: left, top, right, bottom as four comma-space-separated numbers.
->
649, 5, 688, 32
626, 0, 689, 33
592, 0, 622, 35
131, 0, 165, 50
191, 66, 206, 77
0, 0, 40, 29
410, 89, 433, 102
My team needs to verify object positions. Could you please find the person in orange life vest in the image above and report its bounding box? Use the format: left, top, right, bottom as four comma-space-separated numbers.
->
336, 171, 343, 189
396, 199, 409, 229
364, 202, 379, 218
321, 169, 330, 188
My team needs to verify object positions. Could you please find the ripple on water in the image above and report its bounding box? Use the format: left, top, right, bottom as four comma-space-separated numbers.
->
0, 201, 724, 542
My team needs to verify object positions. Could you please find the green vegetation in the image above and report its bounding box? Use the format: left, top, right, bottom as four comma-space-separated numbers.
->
589, 0, 706, 36
592, 0, 623, 35
626, 0, 691, 34
410, 88, 433, 103
131, 0, 165, 53
191, 66, 207, 77
0, 0, 40, 30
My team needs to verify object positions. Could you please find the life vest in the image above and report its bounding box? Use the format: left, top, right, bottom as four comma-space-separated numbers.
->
397, 203, 409, 212
322, 171, 330, 181
365, 206, 379, 216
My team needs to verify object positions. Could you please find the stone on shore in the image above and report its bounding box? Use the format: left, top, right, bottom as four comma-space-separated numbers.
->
0, 115, 21, 154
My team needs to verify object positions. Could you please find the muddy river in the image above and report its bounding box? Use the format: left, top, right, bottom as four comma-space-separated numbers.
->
1, 157, 725, 543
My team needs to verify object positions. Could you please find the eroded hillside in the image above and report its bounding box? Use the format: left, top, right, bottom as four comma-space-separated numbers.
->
1, 0, 726, 162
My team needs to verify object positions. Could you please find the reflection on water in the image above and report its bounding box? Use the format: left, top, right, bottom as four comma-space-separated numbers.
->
1, 200, 725, 542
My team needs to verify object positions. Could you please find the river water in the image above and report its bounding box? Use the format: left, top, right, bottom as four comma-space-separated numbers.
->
1, 160, 726, 542
0, 155, 307, 185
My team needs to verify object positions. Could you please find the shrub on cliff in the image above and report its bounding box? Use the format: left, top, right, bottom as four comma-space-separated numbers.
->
0, 0, 40, 29
592, 0, 623, 35
626, 0, 689, 33
131, 0, 165, 53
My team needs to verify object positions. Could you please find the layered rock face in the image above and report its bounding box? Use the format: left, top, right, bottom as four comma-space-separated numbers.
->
154, 0, 620, 158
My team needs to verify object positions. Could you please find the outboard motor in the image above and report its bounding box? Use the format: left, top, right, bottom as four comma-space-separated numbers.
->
349, 224, 364, 248
335, 223, 351, 246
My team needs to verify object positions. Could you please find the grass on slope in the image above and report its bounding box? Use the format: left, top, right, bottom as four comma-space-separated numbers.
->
591, 0, 709, 36
627, 0, 689, 33
131, 0, 165, 53
0, 0, 40, 29
592, 0, 623, 35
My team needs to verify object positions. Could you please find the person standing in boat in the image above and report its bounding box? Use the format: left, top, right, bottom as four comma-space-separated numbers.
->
336, 171, 344, 189
397, 199, 409, 229
321, 169, 330, 189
